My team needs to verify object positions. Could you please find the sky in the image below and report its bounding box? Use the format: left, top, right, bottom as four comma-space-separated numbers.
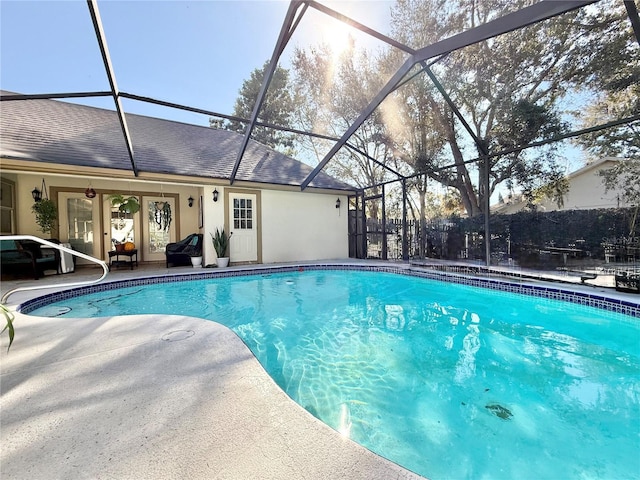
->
1, 0, 601, 187
0, 0, 395, 126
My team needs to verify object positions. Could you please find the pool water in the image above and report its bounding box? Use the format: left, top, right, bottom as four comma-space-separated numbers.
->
31, 270, 640, 479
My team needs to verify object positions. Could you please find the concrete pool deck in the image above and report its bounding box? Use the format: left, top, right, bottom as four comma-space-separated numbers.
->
2, 260, 638, 479
1, 262, 424, 480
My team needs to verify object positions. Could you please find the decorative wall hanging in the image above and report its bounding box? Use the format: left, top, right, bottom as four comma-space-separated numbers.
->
154, 201, 172, 232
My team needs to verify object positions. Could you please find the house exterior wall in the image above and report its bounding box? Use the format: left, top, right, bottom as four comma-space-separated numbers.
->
261, 190, 348, 263
201, 186, 349, 265
537, 162, 627, 211
7, 171, 202, 249
493, 159, 631, 214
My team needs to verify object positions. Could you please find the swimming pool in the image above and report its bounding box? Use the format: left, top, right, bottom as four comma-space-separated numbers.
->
27, 267, 640, 479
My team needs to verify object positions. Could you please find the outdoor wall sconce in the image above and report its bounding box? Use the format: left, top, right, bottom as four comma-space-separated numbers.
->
335, 198, 341, 209
32, 179, 48, 202
188, 196, 194, 207
213, 188, 219, 202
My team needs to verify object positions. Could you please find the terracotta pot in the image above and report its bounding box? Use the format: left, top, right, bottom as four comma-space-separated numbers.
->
115, 243, 125, 252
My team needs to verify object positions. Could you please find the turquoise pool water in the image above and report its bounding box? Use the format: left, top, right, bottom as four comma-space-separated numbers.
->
31, 270, 640, 479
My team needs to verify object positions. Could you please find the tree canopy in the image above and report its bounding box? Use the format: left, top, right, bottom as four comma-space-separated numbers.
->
211, 61, 297, 153
226, 0, 637, 218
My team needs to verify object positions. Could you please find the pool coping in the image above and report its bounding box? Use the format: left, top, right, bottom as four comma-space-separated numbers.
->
19, 262, 640, 318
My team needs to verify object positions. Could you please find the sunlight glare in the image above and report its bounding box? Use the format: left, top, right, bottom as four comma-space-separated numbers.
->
321, 20, 354, 60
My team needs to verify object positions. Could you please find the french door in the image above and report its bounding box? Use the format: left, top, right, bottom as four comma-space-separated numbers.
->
142, 196, 176, 262
60, 192, 177, 264
103, 195, 140, 260
58, 192, 102, 263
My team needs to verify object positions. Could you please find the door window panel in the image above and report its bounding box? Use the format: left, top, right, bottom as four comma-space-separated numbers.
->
67, 198, 94, 254
147, 200, 170, 253
233, 197, 253, 230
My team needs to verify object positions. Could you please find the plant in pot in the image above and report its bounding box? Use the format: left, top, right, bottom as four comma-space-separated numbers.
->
211, 228, 232, 267
31, 198, 58, 236
107, 194, 140, 251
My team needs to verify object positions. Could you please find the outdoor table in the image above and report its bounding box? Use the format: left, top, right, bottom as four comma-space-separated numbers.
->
108, 249, 138, 270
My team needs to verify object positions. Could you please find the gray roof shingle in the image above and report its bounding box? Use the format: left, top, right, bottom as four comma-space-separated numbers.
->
0, 92, 355, 191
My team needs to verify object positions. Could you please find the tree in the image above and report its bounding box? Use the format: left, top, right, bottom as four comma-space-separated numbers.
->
292, 43, 400, 191
599, 158, 640, 234
211, 61, 297, 153
571, 3, 640, 160
292, 41, 408, 220
384, 0, 590, 217
31, 199, 57, 235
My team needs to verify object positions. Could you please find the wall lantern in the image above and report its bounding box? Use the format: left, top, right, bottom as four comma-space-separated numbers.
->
188, 196, 194, 207
213, 188, 219, 202
335, 198, 341, 209
31, 187, 42, 202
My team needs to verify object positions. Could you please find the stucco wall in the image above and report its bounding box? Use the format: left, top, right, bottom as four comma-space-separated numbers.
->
493, 159, 631, 214
261, 190, 348, 263
199, 186, 350, 266
4, 171, 349, 266
538, 163, 628, 211
9, 172, 201, 243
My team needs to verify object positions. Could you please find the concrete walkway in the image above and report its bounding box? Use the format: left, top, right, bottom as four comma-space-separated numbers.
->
2, 260, 638, 480
1, 264, 423, 480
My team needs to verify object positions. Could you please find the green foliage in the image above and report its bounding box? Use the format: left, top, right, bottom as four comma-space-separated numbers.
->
31, 198, 58, 234
384, 0, 597, 217
107, 194, 140, 215
1, 303, 15, 352
292, 43, 399, 189
215, 61, 297, 153
570, 3, 640, 158
291, 0, 632, 219
210, 228, 232, 258
450, 208, 637, 260
153, 201, 172, 232
599, 159, 640, 211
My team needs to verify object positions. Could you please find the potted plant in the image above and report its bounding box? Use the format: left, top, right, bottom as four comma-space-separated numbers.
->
211, 228, 232, 267
107, 194, 140, 250
190, 254, 203, 268
107, 193, 141, 216
31, 198, 58, 235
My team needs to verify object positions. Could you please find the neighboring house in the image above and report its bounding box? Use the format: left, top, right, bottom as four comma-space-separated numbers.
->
0, 92, 356, 267
492, 158, 633, 214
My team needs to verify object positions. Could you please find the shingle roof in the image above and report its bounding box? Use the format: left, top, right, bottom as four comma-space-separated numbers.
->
0, 92, 356, 192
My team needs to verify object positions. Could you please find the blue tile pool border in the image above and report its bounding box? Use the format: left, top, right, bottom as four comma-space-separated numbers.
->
18, 263, 640, 318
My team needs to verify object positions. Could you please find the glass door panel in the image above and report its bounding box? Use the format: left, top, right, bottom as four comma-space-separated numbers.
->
142, 196, 176, 262
58, 192, 101, 263
103, 195, 140, 260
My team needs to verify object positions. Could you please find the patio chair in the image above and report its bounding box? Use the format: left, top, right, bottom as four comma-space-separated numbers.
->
165, 233, 203, 268
1, 238, 61, 279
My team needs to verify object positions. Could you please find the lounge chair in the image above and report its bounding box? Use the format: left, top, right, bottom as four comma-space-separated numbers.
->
165, 234, 203, 268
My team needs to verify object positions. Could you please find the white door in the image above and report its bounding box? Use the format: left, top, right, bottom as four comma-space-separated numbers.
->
229, 192, 258, 263
142, 196, 177, 262
58, 192, 101, 264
